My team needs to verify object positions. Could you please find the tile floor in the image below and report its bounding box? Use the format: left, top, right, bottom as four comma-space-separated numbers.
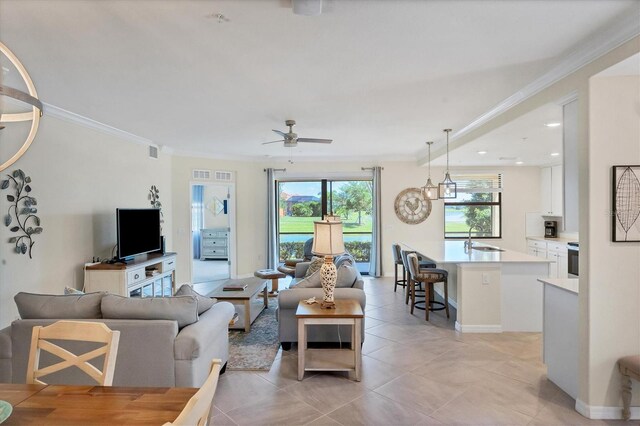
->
212, 277, 624, 425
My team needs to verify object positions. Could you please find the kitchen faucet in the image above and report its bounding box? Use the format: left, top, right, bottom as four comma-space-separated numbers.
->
464, 227, 473, 251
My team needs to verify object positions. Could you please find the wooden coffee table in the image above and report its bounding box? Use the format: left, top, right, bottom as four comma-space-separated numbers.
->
296, 299, 363, 381
205, 277, 268, 332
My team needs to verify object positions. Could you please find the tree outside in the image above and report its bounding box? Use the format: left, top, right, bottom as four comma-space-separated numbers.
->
465, 193, 492, 235
331, 181, 372, 225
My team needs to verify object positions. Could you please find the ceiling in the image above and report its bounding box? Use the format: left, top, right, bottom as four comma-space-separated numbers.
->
0, 0, 637, 162
431, 102, 563, 167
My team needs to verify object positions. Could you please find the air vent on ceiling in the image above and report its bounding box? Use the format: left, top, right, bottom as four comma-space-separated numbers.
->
192, 169, 211, 180
149, 145, 158, 159
215, 171, 233, 182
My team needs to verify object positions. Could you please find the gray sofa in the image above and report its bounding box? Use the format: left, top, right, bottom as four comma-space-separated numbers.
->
0, 293, 235, 388
277, 261, 366, 350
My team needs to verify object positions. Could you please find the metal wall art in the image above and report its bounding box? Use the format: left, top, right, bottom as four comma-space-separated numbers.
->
612, 165, 640, 242
148, 185, 164, 229
1, 169, 42, 258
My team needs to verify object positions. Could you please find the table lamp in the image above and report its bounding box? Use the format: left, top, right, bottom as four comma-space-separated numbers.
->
312, 219, 345, 309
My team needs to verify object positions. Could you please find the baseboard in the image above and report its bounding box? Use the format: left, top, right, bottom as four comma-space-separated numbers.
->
455, 322, 502, 333
575, 398, 640, 420
434, 288, 458, 309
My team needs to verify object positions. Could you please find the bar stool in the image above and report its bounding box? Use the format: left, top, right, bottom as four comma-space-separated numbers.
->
407, 253, 450, 321
392, 244, 407, 292
401, 249, 425, 307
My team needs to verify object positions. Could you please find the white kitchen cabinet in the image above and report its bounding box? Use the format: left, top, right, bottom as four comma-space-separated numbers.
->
540, 166, 563, 217
527, 239, 568, 278
527, 239, 548, 259
547, 241, 568, 279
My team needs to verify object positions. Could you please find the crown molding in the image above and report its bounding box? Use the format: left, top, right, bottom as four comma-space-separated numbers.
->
43, 103, 156, 147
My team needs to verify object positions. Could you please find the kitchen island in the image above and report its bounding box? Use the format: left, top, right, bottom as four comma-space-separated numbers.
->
538, 277, 579, 399
402, 241, 551, 333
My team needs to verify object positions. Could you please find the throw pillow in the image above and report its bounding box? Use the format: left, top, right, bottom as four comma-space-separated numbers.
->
305, 256, 324, 278
14, 292, 105, 319
334, 253, 356, 269
174, 284, 217, 315
335, 264, 358, 288
289, 270, 322, 288
101, 294, 199, 329
64, 286, 84, 295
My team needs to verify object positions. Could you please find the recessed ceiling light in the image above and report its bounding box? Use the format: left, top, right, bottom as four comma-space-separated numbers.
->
515, 161, 524, 165
477, 151, 487, 155
545, 122, 561, 128
551, 152, 560, 157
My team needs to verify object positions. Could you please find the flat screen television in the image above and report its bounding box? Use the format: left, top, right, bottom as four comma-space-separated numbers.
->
116, 208, 161, 260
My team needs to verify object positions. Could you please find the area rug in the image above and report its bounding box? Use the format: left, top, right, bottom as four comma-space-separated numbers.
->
227, 299, 280, 371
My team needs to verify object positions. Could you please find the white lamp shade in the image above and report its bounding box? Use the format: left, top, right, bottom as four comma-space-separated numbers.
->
312, 220, 345, 256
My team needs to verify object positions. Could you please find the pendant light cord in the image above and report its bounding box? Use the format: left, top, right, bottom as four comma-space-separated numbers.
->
445, 129, 451, 173
428, 142, 432, 178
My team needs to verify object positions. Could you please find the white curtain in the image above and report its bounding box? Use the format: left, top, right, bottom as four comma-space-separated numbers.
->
265, 168, 278, 269
192, 185, 204, 260
369, 166, 383, 277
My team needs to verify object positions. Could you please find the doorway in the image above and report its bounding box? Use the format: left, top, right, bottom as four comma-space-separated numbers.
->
190, 183, 234, 284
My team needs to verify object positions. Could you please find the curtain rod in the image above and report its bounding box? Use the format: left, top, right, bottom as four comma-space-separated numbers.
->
361, 167, 384, 171
264, 168, 286, 172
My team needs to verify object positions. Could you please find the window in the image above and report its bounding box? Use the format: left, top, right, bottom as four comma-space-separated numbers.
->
277, 179, 373, 273
444, 173, 502, 239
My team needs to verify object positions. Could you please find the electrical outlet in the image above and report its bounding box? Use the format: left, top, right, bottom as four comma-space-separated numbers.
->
482, 273, 490, 285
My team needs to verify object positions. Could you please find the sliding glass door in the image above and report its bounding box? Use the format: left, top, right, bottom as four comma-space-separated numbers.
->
277, 179, 373, 273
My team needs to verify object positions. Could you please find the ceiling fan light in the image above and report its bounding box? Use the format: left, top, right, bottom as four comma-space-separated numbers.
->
292, 0, 323, 16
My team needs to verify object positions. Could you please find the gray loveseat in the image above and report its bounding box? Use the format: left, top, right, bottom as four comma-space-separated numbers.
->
277, 260, 366, 350
0, 292, 234, 388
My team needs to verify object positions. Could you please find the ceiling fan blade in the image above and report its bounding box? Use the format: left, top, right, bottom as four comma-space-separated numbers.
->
272, 129, 287, 137
297, 138, 333, 144
262, 140, 285, 145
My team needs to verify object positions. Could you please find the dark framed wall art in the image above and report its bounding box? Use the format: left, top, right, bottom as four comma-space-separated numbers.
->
612, 165, 640, 242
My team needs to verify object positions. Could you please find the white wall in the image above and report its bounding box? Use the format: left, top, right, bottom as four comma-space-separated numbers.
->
202, 184, 230, 229
0, 115, 172, 328
171, 156, 265, 284
169, 157, 540, 288
587, 74, 640, 408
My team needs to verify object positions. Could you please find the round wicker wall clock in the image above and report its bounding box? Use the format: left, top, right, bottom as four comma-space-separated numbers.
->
394, 187, 432, 224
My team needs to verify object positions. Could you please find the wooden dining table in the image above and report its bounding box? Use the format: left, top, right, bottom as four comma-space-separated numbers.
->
0, 383, 198, 425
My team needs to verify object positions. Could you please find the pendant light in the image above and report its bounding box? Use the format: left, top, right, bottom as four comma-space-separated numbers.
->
421, 141, 439, 200
438, 128, 457, 199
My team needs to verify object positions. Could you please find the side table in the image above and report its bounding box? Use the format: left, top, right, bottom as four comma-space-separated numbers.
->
254, 269, 286, 296
296, 299, 363, 381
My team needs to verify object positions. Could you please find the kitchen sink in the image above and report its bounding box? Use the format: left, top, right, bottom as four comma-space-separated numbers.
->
472, 246, 505, 252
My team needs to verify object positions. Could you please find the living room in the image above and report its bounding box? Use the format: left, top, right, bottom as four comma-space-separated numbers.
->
1, 1, 639, 424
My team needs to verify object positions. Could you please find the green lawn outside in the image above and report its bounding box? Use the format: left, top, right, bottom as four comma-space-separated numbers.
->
280, 214, 372, 233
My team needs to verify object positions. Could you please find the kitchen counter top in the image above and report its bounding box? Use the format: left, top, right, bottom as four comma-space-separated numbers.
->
401, 241, 551, 264
527, 236, 577, 244
537, 278, 579, 294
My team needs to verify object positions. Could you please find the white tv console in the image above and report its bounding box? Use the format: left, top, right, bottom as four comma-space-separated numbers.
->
84, 252, 177, 297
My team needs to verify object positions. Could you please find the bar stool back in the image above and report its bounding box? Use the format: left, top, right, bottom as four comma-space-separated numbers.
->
392, 244, 407, 292
407, 253, 450, 321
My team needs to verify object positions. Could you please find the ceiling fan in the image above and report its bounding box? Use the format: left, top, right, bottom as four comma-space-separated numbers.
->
262, 120, 333, 147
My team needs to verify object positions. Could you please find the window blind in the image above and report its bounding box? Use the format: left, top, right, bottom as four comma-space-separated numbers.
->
450, 173, 503, 193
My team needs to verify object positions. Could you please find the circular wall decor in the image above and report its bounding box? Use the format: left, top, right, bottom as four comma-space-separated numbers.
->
394, 187, 432, 224
0, 42, 43, 172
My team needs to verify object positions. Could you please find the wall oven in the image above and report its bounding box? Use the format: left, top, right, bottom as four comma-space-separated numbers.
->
567, 242, 579, 277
